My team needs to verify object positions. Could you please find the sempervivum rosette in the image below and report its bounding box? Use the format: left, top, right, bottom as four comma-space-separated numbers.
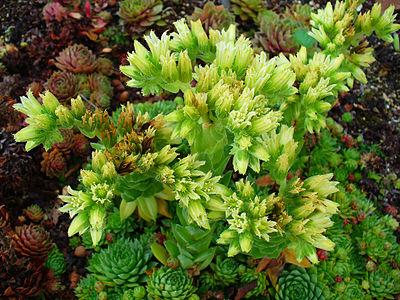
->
87, 238, 154, 287
55, 44, 97, 73
46, 71, 80, 102
40, 148, 67, 178
12, 224, 53, 258
146, 266, 197, 300
44, 248, 66, 277
276, 265, 328, 300
118, 0, 164, 33
211, 256, 243, 286
23, 204, 44, 223
189, 2, 235, 33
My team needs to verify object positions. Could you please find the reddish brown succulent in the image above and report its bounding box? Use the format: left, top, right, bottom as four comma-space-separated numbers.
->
12, 225, 53, 259
88, 73, 113, 108
45, 71, 80, 102
53, 129, 75, 158
42, 2, 68, 22
26, 82, 44, 98
55, 44, 97, 73
72, 134, 90, 157
23, 205, 45, 223
189, 2, 235, 33
41, 148, 67, 178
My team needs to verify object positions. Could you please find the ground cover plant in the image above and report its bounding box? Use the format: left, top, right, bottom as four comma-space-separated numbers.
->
1, 0, 400, 299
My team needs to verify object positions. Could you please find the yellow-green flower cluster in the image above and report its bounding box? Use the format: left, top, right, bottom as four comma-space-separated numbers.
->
263, 125, 298, 184
217, 180, 281, 256
309, 0, 400, 86
284, 47, 350, 134
60, 151, 118, 246
170, 154, 230, 229
283, 174, 339, 262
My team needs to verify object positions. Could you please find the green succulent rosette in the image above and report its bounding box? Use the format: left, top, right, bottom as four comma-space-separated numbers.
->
45, 247, 67, 277
87, 238, 154, 288
276, 265, 328, 300
146, 266, 197, 300
211, 256, 244, 286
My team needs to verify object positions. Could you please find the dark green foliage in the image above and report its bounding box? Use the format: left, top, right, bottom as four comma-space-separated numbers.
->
45, 247, 66, 277
87, 238, 154, 288
277, 265, 328, 300
146, 266, 197, 300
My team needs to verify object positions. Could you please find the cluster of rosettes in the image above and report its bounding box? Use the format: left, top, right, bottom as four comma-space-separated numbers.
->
46, 44, 113, 107
309, 0, 400, 86
216, 180, 285, 256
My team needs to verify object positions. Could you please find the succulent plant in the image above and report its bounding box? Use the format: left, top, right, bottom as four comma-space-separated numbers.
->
74, 274, 99, 300
45, 248, 66, 277
46, 71, 80, 102
55, 44, 97, 73
240, 268, 269, 298
368, 267, 400, 299
163, 223, 216, 271
276, 265, 328, 299
122, 286, 146, 299
256, 7, 312, 55
189, 2, 235, 33
72, 133, 90, 157
96, 57, 114, 76
23, 204, 44, 223
40, 148, 67, 178
118, 0, 165, 33
146, 266, 197, 300
87, 238, 154, 287
88, 73, 113, 108
11, 224, 53, 259
104, 209, 137, 238
197, 271, 217, 294
42, 2, 67, 22
230, 0, 264, 21
53, 128, 75, 156
211, 256, 244, 286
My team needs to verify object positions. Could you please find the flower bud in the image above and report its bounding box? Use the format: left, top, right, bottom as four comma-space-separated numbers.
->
92, 150, 108, 173
188, 200, 209, 229
227, 239, 241, 257
41, 91, 60, 114
55, 105, 75, 126
233, 149, 249, 175
89, 206, 106, 230
101, 162, 117, 182
81, 170, 101, 187
239, 231, 253, 253
178, 50, 193, 83
161, 52, 179, 82
191, 20, 209, 52
68, 212, 89, 237
70, 96, 86, 119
